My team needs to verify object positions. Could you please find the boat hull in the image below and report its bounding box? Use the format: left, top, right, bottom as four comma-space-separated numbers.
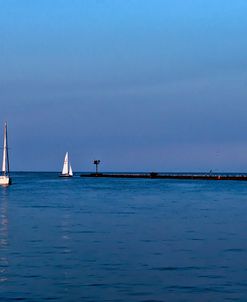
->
59, 174, 73, 178
0, 176, 11, 185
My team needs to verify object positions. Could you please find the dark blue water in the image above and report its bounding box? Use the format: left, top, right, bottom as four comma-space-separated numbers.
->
1, 173, 247, 301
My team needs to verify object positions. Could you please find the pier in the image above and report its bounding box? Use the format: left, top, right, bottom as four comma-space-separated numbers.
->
80, 173, 247, 181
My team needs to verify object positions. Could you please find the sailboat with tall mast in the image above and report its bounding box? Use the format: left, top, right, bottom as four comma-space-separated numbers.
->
60, 152, 73, 177
0, 122, 11, 186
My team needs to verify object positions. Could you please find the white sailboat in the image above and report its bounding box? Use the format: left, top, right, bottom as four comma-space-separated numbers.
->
0, 122, 11, 186
60, 152, 73, 177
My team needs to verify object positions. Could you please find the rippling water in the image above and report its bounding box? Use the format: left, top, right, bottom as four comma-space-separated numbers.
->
1, 172, 247, 301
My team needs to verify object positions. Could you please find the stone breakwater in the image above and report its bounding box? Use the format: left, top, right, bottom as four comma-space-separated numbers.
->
80, 173, 247, 181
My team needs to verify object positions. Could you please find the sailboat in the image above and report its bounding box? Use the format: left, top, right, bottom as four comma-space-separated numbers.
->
0, 122, 11, 186
60, 152, 73, 177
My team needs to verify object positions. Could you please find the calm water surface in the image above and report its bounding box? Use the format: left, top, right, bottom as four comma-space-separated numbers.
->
1, 172, 247, 301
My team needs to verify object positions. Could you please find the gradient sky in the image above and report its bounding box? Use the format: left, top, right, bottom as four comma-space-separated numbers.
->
1, 0, 247, 172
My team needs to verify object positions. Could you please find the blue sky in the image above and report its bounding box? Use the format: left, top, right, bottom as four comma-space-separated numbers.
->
1, 0, 247, 171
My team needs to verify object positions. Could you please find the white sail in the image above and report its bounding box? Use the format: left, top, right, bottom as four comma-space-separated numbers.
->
69, 165, 73, 176
0, 122, 10, 185
62, 152, 69, 175
2, 122, 8, 174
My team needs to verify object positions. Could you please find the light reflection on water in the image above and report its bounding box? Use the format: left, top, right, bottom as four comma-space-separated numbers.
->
0, 188, 9, 284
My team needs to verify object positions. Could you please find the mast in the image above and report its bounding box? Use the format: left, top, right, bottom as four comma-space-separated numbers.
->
6, 122, 10, 175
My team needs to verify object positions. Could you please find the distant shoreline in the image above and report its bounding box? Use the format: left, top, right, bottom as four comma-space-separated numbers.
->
8, 171, 247, 181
